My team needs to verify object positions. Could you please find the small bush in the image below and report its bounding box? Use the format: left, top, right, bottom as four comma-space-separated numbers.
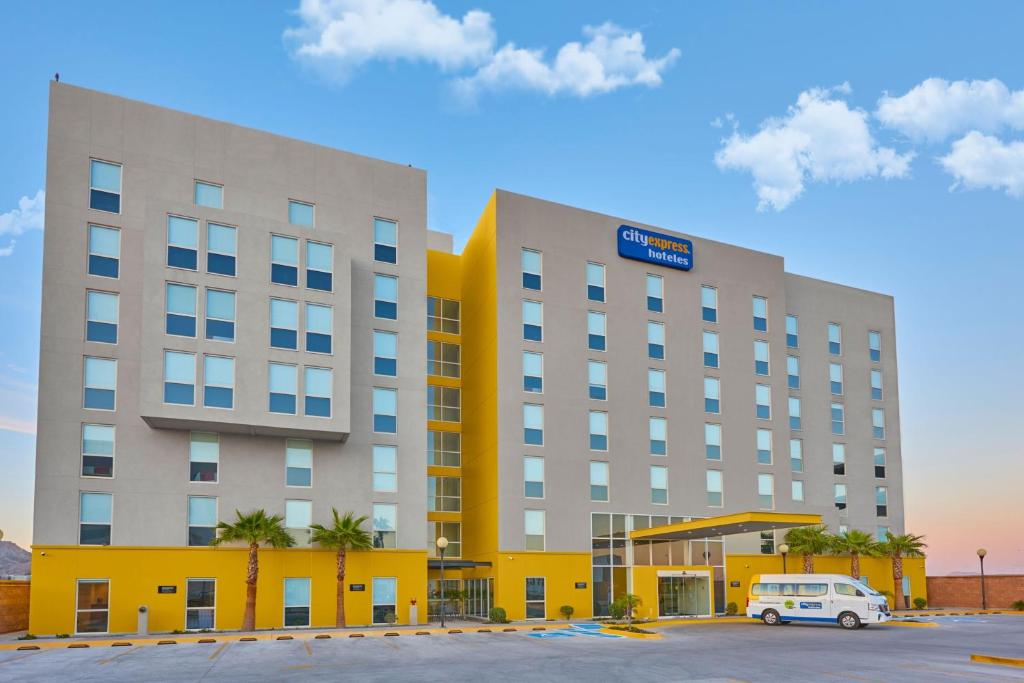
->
56, 633, 69, 638
17, 633, 37, 640
912, 597, 927, 610
488, 607, 509, 624
559, 605, 574, 620
1011, 600, 1024, 611
608, 600, 626, 620
726, 602, 738, 615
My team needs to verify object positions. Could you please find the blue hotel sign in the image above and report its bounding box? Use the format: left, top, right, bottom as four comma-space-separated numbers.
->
617, 225, 693, 271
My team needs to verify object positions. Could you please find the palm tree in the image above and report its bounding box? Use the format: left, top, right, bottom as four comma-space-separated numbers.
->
784, 525, 832, 573
310, 509, 373, 628
879, 532, 927, 609
830, 529, 880, 579
620, 593, 642, 627
213, 509, 294, 631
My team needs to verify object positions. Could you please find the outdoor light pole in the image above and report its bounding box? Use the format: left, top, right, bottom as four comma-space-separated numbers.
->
977, 548, 987, 610
437, 536, 449, 628
779, 544, 789, 574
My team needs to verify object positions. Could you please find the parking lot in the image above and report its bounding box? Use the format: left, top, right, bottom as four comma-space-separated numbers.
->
1, 616, 1022, 682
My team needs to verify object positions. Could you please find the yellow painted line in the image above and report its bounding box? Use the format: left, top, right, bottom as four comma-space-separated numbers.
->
286, 664, 314, 671
98, 646, 141, 664
303, 641, 313, 656
650, 618, 759, 628
208, 642, 228, 661
971, 654, 1024, 668
598, 628, 662, 640
882, 620, 938, 628
0, 650, 43, 666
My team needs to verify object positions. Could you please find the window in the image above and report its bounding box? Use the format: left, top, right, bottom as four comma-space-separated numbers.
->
286, 439, 313, 487
524, 509, 545, 550
89, 159, 121, 213
589, 410, 608, 450
790, 439, 803, 473
835, 483, 848, 510
648, 369, 666, 407
185, 579, 216, 630
792, 480, 805, 502
756, 429, 773, 465
81, 292, 119, 347
833, 443, 846, 475
874, 447, 886, 478
646, 274, 664, 312
521, 300, 543, 341
370, 217, 398, 263
701, 285, 718, 323
427, 385, 460, 422
374, 330, 398, 376
760, 530, 775, 554
703, 331, 719, 368
82, 424, 115, 477
88, 225, 120, 277
830, 363, 844, 395
649, 417, 667, 455
207, 223, 236, 276
164, 351, 195, 405
787, 355, 800, 389
588, 360, 607, 400
876, 486, 888, 517
524, 404, 544, 445
758, 473, 774, 509
76, 580, 110, 634
877, 527, 889, 542
304, 367, 332, 417
428, 522, 462, 558
871, 369, 883, 400
755, 384, 771, 420
650, 466, 668, 504
285, 499, 313, 546
647, 321, 665, 360
428, 341, 460, 378
586, 262, 606, 302
589, 462, 609, 502
873, 408, 885, 439
372, 504, 397, 548
205, 289, 235, 342
194, 181, 223, 209
271, 235, 299, 286
524, 456, 544, 498
427, 297, 460, 334
166, 283, 197, 337
305, 304, 333, 354
831, 402, 845, 435
167, 216, 199, 270
188, 495, 217, 546
373, 274, 398, 320
789, 396, 801, 430
869, 330, 881, 362
269, 363, 298, 414
753, 296, 768, 331
525, 577, 546, 619
283, 578, 311, 627
372, 387, 397, 432
704, 377, 721, 413
522, 351, 542, 392
306, 241, 333, 291
704, 423, 721, 460
372, 577, 397, 624
427, 430, 460, 467
428, 476, 461, 512
188, 432, 218, 483
587, 311, 607, 351
521, 248, 542, 290
754, 340, 770, 375
706, 470, 724, 507
828, 322, 842, 356
203, 356, 234, 409
289, 200, 315, 228
80, 492, 112, 544
270, 299, 298, 349
83, 357, 116, 410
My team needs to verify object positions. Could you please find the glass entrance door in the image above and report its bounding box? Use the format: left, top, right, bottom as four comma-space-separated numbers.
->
657, 576, 711, 617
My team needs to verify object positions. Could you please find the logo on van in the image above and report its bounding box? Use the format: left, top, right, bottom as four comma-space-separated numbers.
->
784, 600, 795, 609
799, 602, 823, 609
617, 225, 693, 271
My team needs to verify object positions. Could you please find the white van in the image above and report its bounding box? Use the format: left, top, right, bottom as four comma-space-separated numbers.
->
746, 574, 891, 629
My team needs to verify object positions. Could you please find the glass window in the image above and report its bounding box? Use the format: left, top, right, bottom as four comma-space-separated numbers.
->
876, 486, 888, 517
76, 580, 110, 634
587, 311, 607, 351
831, 402, 845, 435
650, 466, 668, 505
86, 291, 118, 344
374, 274, 398, 320
753, 296, 768, 331
521, 248, 542, 290
828, 322, 842, 356
590, 462, 609, 502
207, 223, 237, 276
271, 235, 299, 286
427, 385, 460, 422
372, 577, 397, 624
87, 224, 120, 278
756, 428, 773, 464
285, 499, 313, 546
869, 330, 881, 362
289, 200, 315, 228
755, 384, 771, 420
373, 504, 397, 548
373, 387, 397, 432
203, 355, 234, 409
786, 314, 798, 348
704, 423, 721, 460
428, 522, 462, 558
427, 341, 461, 378
833, 443, 846, 475
790, 438, 803, 473
373, 330, 398, 376
874, 447, 886, 478
524, 456, 544, 498
649, 417, 667, 456
646, 274, 663, 312
873, 408, 885, 439
195, 181, 223, 208
427, 476, 461, 512
270, 299, 298, 350
524, 510, 545, 550
372, 217, 398, 263
304, 367, 332, 417
283, 578, 311, 627
647, 321, 665, 360
835, 483, 848, 510
877, 526, 889, 542
871, 369, 883, 400
758, 473, 774, 509
525, 577, 546, 619
80, 492, 112, 545
789, 396, 801, 430
166, 283, 197, 337
701, 285, 718, 323
82, 423, 115, 478
83, 357, 116, 410
787, 355, 800, 389
648, 368, 666, 408
269, 363, 298, 414
286, 439, 313, 487
588, 360, 607, 400
754, 340, 769, 375
205, 289, 235, 342
188, 495, 217, 546
167, 216, 199, 270
185, 579, 216, 630
523, 404, 544, 445
427, 297, 460, 334
164, 351, 195, 405
706, 470, 723, 507
522, 351, 543, 393
427, 430, 460, 467
188, 432, 219, 482
586, 262, 606, 302
760, 530, 776, 554
703, 331, 719, 368
830, 363, 844, 395
305, 303, 333, 354
306, 241, 333, 291
792, 480, 805, 502
89, 159, 122, 213
589, 410, 608, 451
704, 377, 720, 413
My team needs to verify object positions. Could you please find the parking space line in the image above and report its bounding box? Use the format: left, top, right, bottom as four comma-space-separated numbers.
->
971, 654, 1024, 669
208, 642, 229, 661
98, 646, 141, 664
0, 651, 43, 666
303, 640, 313, 656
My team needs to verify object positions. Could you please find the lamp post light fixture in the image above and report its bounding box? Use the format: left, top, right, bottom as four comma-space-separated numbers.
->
436, 536, 449, 628
977, 548, 987, 610
779, 544, 790, 574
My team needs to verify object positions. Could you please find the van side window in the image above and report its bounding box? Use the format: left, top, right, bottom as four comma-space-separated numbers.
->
834, 583, 862, 597
798, 583, 828, 596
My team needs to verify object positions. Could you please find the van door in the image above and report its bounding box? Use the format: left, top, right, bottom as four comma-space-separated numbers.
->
832, 582, 863, 620
795, 582, 830, 621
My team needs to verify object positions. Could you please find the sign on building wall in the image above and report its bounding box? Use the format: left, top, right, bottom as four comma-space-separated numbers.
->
617, 225, 693, 271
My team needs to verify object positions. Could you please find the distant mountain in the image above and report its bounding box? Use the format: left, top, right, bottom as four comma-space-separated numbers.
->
0, 541, 31, 577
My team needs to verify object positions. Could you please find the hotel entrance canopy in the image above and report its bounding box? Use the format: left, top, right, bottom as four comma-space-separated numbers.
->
629, 511, 822, 542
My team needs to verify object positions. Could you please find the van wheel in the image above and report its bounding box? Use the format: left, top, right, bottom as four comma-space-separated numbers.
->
761, 609, 781, 625
838, 612, 861, 630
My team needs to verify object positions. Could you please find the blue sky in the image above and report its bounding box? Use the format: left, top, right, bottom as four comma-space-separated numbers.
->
1, 1, 1022, 572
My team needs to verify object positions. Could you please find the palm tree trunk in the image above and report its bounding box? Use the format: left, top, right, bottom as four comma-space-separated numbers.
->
851, 552, 860, 580
803, 553, 814, 573
892, 554, 905, 609
242, 542, 259, 632
336, 548, 347, 628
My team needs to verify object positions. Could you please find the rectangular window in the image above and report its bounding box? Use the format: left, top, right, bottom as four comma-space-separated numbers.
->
524, 403, 544, 445
85, 291, 118, 344
372, 503, 397, 548
704, 423, 721, 460
188, 432, 219, 483
205, 289, 236, 342
831, 402, 845, 435
164, 350, 196, 405
588, 360, 608, 400
269, 363, 298, 414
755, 384, 771, 420
756, 428, 773, 465
753, 296, 768, 332
792, 480, 805, 502
372, 217, 398, 263
790, 438, 803, 473
830, 363, 844, 395
188, 495, 217, 546
760, 530, 776, 555
828, 322, 842, 356
286, 439, 313, 487
372, 387, 397, 432
306, 241, 333, 291
754, 340, 770, 375
270, 298, 298, 350
304, 367, 332, 417
427, 475, 461, 512
590, 462, 609, 502
283, 578, 311, 627
876, 486, 888, 517
789, 396, 801, 430
89, 159, 122, 213
428, 522, 461, 558
167, 216, 199, 270
758, 473, 774, 509
704, 377, 721, 413
869, 330, 881, 362
525, 577, 546, 619
706, 470, 723, 507
648, 368, 666, 407
427, 341, 461, 378
650, 466, 668, 504
82, 424, 115, 478
701, 285, 718, 323
285, 499, 313, 546
522, 300, 543, 341
649, 417, 667, 456
427, 430, 460, 467
87, 224, 120, 278
289, 200, 315, 228
647, 321, 665, 360
522, 351, 543, 393
427, 297, 460, 334
185, 579, 216, 630
374, 330, 398, 376
787, 355, 800, 389
877, 526, 889, 542
374, 274, 398, 320
194, 181, 223, 209
786, 315, 798, 348
80, 492, 112, 545
874, 447, 886, 478
524, 509, 545, 550
587, 311, 607, 351
166, 283, 197, 337
427, 385, 460, 422
203, 355, 234, 409
76, 580, 110, 634
833, 443, 846, 476
207, 223, 237, 276
372, 577, 397, 625
524, 456, 544, 498
646, 274, 664, 313
271, 235, 299, 286
586, 262, 606, 302
589, 410, 608, 451
84, 357, 116, 410
305, 303, 333, 354
703, 331, 719, 368
521, 248, 542, 290
873, 408, 885, 439
835, 483, 848, 510
871, 369, 883, 400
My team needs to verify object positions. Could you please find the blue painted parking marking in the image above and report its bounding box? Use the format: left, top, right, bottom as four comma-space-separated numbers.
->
527, 624, 623, 639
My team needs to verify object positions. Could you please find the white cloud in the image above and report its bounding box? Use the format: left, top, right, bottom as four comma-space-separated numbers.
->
0, 189, 45, 257
939, 131, 1024, 198
876, 78, 1024, 142
715, 87, 913, 211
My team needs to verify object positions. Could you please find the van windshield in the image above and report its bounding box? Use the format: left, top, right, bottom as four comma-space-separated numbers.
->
850, 580, 880, 596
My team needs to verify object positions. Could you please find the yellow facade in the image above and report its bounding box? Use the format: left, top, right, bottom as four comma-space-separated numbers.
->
630, 566, 716, 621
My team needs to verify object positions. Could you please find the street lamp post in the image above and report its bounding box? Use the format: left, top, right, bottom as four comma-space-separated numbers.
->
436, 536, 449, 628
779, 544, 789, 574
977, 548, 987, 610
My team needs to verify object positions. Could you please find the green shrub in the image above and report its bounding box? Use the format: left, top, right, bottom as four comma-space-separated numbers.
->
1011, 600, 1024, 611
912, 597, 927, 610
488, 607, 509, 624
56, 633, 69, 638
559, 605, 574, 620
726, 602, 738, 615
608, 600, 626, 620
17, 634, 37, 640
